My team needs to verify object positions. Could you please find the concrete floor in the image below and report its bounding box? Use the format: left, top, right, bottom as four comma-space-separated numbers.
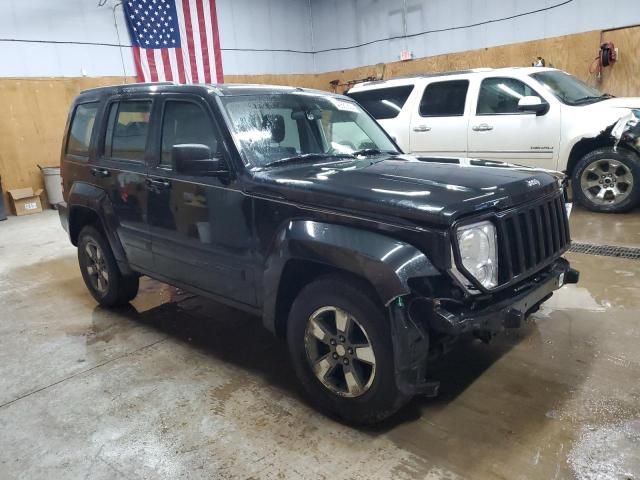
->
1, 209, 639, 480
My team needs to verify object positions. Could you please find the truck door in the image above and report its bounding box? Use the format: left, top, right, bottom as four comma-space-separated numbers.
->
409, 79, 469, 157
146, 95, 256, 306
467, 76, 560, 169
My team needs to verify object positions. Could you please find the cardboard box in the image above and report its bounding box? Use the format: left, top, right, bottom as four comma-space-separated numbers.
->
0, 175, 7, 221
8, 187, 44, 216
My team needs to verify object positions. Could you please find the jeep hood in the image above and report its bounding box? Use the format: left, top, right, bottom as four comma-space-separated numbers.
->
250, 155, 560, 227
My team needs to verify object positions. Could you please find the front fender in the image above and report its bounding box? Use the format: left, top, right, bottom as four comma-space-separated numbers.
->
261, 220, 439, 333
612, 109, 640, 155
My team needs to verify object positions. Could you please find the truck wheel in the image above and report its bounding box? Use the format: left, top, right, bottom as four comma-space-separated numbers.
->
572, 147, 640, 213
77, 225, 139, 307
287, 275, 409, 424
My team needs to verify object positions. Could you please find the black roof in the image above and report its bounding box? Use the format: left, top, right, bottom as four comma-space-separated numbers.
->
78, 82, 341, 100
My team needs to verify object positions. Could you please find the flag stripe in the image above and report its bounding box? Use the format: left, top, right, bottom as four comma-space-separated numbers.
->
188, 0, 205, 83
209, 0, 224, 82
132, 47, 146, 82
195, 0, 212, 83
139, 47, 152, 82
173, 0, 193, 84
146, 49, 159, 82
167, 48, 179, 82
161, 49, 173, 81
174, 47, 187, 83
201, 0, 215, 83
180, 0, 199, 83
154, 49, 166, 81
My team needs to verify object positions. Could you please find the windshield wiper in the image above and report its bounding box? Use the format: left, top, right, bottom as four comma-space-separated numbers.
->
573, 93, 614, 104
261, 153, 354, 169
351, 148, 399, 157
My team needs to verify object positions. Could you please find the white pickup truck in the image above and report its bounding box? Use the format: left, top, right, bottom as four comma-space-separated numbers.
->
347, 67, 640, 213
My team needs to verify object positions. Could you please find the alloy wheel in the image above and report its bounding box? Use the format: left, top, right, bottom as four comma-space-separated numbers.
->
84, 241, 109, 294
580, 159, 634, 206
303, 306, 376, 398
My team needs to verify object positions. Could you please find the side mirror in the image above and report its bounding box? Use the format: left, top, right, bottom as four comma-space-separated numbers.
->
172, 144, 227, 176
517, 96, 549, 115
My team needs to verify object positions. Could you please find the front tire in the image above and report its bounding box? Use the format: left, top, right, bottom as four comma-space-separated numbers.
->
287, 275, 409, 424
77, 225, 139, 307
572, 147, 640, 213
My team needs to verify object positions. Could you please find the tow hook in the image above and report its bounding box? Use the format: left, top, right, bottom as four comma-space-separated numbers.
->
565, 268, 580, 284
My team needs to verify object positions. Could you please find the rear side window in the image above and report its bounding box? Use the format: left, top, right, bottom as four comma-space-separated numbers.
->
347, 86, 414, 119
477, 77, 541, 114
419, 80, 469, 117
160, 101, 219, 167
66, 103, 99, 157
104, 100, 152, 161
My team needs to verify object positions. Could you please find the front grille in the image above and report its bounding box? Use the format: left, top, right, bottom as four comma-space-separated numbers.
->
496, 193, 570, 285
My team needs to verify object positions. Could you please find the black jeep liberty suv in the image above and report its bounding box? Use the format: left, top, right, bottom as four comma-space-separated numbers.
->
59, 82, 579, 424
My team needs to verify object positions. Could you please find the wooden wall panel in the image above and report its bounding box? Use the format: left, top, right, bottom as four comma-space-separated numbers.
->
0, 76, 134, 206
599, 26, 640, 97
226, 28, 640, 98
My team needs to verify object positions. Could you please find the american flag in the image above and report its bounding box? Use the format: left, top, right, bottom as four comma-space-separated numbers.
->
123, 0, 223, 84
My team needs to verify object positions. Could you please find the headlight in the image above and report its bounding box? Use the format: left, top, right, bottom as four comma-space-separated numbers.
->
456, 221, 498, 289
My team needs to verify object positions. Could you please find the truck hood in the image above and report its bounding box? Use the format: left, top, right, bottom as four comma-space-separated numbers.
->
581, 97, 640, 111
250, 155, 560, 227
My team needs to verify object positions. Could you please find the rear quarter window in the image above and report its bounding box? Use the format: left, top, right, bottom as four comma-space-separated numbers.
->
66, 103, 99, 157
347, 85, 414, 119
419, 80, 469, 117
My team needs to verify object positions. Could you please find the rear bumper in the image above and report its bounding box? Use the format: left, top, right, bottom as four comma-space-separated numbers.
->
430, 258, 579, 335
58, 201, 69, 234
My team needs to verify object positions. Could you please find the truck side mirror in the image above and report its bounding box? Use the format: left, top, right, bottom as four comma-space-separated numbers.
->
172, 144, 228, 176
517, 96, 549, 116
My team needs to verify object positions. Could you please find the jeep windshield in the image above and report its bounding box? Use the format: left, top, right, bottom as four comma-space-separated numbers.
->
219, 93, 400, 169
531, 70, 613, 106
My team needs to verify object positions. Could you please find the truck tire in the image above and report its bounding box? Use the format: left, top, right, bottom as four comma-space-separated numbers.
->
572, 147, 640, 213
77, 225, 139, 307
287, 274, 410, 424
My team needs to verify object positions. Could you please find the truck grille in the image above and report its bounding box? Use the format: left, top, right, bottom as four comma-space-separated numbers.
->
496, 193, 570, 285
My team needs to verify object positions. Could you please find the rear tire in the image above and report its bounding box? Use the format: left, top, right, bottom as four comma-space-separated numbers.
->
572, 147, 640, 213
287, 274, 410, 424
77, 225, 139, 307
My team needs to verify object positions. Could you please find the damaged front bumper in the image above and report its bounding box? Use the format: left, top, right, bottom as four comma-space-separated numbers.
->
429, 258, 579, 335
389, 258, 579, 396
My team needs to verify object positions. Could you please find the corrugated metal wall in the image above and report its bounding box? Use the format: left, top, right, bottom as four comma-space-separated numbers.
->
1, 0, 639, 76
0, 0, 313, 77
310, 0, 640, 72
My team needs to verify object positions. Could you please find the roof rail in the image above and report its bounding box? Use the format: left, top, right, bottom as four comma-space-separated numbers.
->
80, 81, 175, 94
352, 68, 494, 88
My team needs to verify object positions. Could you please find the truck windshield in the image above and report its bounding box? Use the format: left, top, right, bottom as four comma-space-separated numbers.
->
530, 70, 611, 106
220, 93, 399, 168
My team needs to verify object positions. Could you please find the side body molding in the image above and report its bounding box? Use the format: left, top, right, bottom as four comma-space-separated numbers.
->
67, 182, 133, 275
261, 220, 439, 333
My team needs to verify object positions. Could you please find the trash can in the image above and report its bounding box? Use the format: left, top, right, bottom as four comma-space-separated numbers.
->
39, 165, 63, 208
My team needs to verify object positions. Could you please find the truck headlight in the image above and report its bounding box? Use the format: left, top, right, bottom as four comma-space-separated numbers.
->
457, 221, 498, 289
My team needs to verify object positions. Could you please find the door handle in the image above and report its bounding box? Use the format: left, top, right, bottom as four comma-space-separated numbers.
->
412, 125, 431, 132
145, 178, 172, 189
472, 123, 494, 132
91, 168, 110, 178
